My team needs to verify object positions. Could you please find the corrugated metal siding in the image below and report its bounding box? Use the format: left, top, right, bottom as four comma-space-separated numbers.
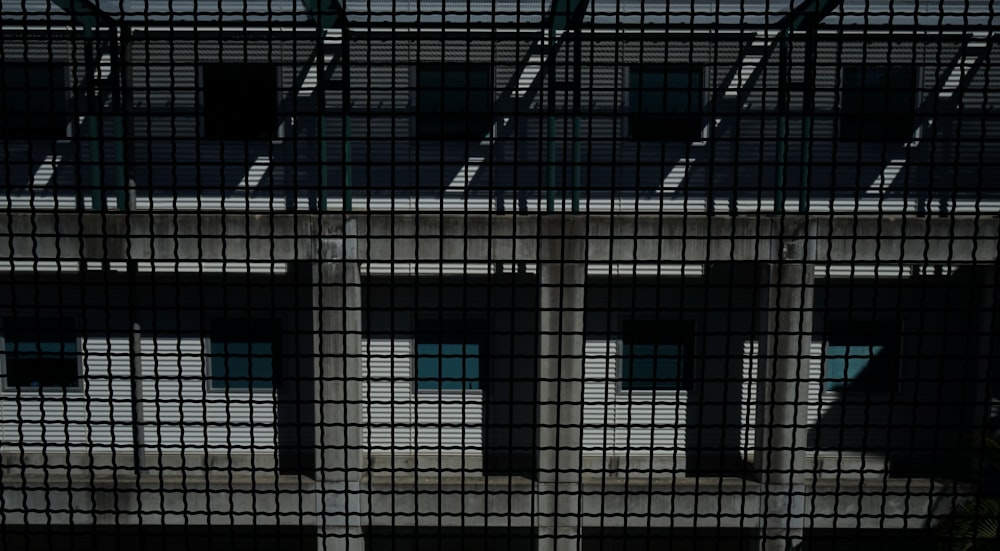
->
363, 338, 483, 453
363, 338, 414, 452
0, 337, 133, 450
583, 339, 616, 452
140, 336, 276, 452
582, 339, 686, 455
739, 340, 759, 457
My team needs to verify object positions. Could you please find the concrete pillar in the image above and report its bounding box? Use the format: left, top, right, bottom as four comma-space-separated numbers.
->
756, 218, 814, 551
314, 218, 365, 551
537, 217, 587, 551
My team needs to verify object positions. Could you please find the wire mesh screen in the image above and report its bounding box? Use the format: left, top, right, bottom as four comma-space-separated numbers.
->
1, 1, 999, 551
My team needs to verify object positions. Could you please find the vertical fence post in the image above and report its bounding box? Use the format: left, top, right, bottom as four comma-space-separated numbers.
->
537, 217, 586, 551
314, 217, 364, 550
757, 216, 813, 551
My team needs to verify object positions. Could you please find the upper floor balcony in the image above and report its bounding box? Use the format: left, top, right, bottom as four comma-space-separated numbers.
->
0, 0, 997, 213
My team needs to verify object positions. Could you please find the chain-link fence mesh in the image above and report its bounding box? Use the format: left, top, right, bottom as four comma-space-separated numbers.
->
1, 1, 998, 550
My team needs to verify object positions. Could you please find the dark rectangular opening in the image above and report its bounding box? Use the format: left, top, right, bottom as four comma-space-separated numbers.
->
415, 63, 494, 140
208, 318, 280, 391
628, 65, 704, 142
4, 317, 78, 389
838, 65, 917, 142
619, 319, 695, 391
1, 62, 68, 140
202, 63, 278, 140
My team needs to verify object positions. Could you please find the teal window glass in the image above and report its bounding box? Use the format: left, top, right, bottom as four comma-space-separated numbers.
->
209, 320, 276, 390
823, 322, 899, 393
839, 65, 917, 142
1, 63, 68, 139
415, 341, 481, 390
620, 321, 692, 391
4, 318, 78, 388
416, 64, 493, 139
629, 65, 703, 141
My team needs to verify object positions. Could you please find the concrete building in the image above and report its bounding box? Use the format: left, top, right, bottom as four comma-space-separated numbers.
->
0, 1, 997, 550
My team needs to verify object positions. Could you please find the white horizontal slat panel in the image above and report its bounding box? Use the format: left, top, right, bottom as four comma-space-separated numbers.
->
140, 336, 275, 453
739, 339, 759, 457
363, 338, 414, 452
0, 337, 133, 451
607, 340, 686, 455
807, 342, 825, 427
583, 339, 616, 453
414, 393, 483, 452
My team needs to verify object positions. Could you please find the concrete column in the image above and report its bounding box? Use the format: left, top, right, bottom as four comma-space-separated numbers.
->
537, 217, 587, 551
756, 218, 814, 551
314, 218, 365, 551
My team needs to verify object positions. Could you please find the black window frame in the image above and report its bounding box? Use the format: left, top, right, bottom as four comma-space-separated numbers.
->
822, 319, 902, 394
838, 65, 919, 143
1, 62, 70, 140
414, 63, 495, 141
617, 319, 695, 392
2, 317, 81, 391
201, 63, 279, 141
206, 318, 281, 392
627, 64, 705, 142
413, 319, 489, 393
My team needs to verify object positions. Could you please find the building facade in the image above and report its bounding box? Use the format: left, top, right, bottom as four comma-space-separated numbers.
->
1, 1, 998, 550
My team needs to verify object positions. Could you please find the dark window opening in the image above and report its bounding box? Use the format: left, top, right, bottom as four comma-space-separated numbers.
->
823, 320, 900, 393
620, 320, 694, 391
628, 65, 704, 142
415, 64, 493, 140
202, 63, 278, 140
209, 319, 279, 390
1, 63, 68, 139
415, 320, 487, 391
839, 65, 917, 142
4, 317, 78, 389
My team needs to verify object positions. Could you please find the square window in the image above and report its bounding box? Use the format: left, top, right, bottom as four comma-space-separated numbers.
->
3, 317, 79, 389
823, 321, 900, 393
619, 320, 694, 391
839, 65, 917, 142
628, 65, 704, 142
202, 63, 278, 140
415, 321, 486, 391
208, 319, 278, 390
1, 63, 68, 139
415, 64, 493, 140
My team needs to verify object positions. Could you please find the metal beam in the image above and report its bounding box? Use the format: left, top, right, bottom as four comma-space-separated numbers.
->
301, 0, 350, 30
780, 0, 844, 33
50, 0, 115, 30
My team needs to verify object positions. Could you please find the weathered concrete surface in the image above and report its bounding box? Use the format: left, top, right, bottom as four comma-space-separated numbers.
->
2, 213, 995, 263
757, 217, 815, 551
536, 217, 587, 551
313, 217, 364, 550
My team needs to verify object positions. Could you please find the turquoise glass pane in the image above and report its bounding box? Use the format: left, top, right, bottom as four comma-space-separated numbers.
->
5, 338, 75, 357
416, 341, 480, 390
622, 342, 684, 390
824, 344, 885, 392
210, 340, 273, 390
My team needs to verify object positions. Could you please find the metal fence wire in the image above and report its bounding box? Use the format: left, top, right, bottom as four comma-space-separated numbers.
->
0, 1, 998, 550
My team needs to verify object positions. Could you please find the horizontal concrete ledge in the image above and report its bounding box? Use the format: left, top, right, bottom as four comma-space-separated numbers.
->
1, 213, 995, 264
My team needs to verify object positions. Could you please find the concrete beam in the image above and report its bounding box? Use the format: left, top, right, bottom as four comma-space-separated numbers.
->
0, 213, 320, 262
1, 213, 994, 264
